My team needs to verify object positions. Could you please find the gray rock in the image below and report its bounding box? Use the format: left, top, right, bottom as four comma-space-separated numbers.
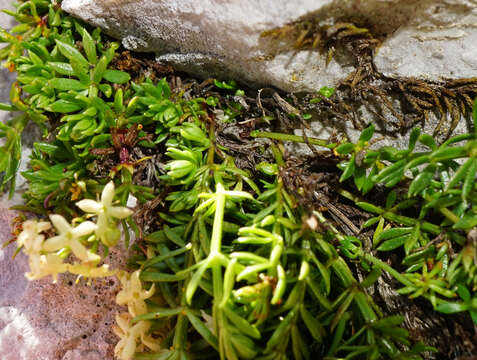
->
61, 0, 477, 93
374, 0, 477, 80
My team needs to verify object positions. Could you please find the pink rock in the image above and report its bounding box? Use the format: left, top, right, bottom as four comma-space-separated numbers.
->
0, 201, 125, 360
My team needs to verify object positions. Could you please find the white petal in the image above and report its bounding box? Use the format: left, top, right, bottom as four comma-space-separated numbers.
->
37, 221, 51, 232
95, 213, 108, 237
122, 336, 137, 360
76, 199, 102, 213
115, 313, 130, 333
108, 206, 134, 219
72, 221, 97, 237
101, 181, 115, 207
141, 334, 161, 352
116, 291, 130, 306
31, 234, 45, 253
49, 214, 72, 234
43, 235, 67, 252
141, 284, 155, 300
70, 240, 100, 263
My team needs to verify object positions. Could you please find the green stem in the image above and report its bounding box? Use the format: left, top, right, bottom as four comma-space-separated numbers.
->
251, 130, 337, 149
210, 182, 225, 254
438, 207, 460, 224
362, 252, 413, 287
172, 313, 189, 352
207, 121, 216, 167
339, 189, 441, 235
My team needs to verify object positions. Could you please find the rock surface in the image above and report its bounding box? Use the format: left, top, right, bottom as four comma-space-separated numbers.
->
0, 200, 125, 360
0, 2, 124, 359
61, 0, 477, 93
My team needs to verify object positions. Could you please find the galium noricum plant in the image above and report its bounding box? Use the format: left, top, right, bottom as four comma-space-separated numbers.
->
1, 1, 476, 360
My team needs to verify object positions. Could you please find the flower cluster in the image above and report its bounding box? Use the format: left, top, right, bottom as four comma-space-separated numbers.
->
113, 270, 159, 360
16, 182, 131, 281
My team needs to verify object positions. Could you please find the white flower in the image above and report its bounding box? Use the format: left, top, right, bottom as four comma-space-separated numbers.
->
17, 220, 51, 254
43, 215, 99, 263
26, 252, 68, 282
113, 313, 160, 360
76, 181, 134, 245
116, 270, 155, 317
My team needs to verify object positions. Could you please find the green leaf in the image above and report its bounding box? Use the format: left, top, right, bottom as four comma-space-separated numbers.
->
430, 146, 467, 162
34, 142, 59, 155
47, 62, 75, 76
132, 307, 183, 322
446, 157, 475, 191
114, 88, 124, 112
356, 202, 383, 214
98, 83, 112, 97
82, 28, 97, 64
339, 154, 356, 182
363, 216, 380, 229
453, 213, 477, 229
103, 69, 131, 84
55, 39, 89, 68
404, 224, 421, 254
0, 103, 14, 111
385, 190, 397, 209
377, 234, 410, 251
223, 306, 260, 339
335, 142, 354, 154
49, 78, 89, 91
47, 100, 83, 113
361, 266, 382, 288
377, 227, 413, 241
265, 307, 296, 353
371, 315, 404, 329
408, 127, 421, 151
69, 58, 89, 85
408, 164, 436, 197
185, 259, 209, 304
319, 86, 335, 98
374, 159, 406, 187
214, 79, 237, 90
300, 304, 324, 342
92, 55, 108, 84
462, 157, 477, 201
186, 310, 218, 350
402, 245, 434, 266
306, 278, 332, 310
457, 285, 471, 302
139, 271, 189, 282
353, 166, 367, 191
436, 301, 467, 314
331, 291, 354, 331
359, 125, 375, 142
230, 334, 257, 359
470, 311, 477, 325
419, 134, 437, 150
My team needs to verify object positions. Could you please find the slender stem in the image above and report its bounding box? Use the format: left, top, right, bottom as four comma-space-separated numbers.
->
251, 130, 337, 149
207, 121, 216, 167
362, 252, 413, 287
438, 207, 460, 224
210, 182, 225, 254
213, 265, 223, 301
172, 313, 188, 351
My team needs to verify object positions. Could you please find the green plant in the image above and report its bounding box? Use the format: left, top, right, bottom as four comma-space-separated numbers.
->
2, 2, 476, 360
